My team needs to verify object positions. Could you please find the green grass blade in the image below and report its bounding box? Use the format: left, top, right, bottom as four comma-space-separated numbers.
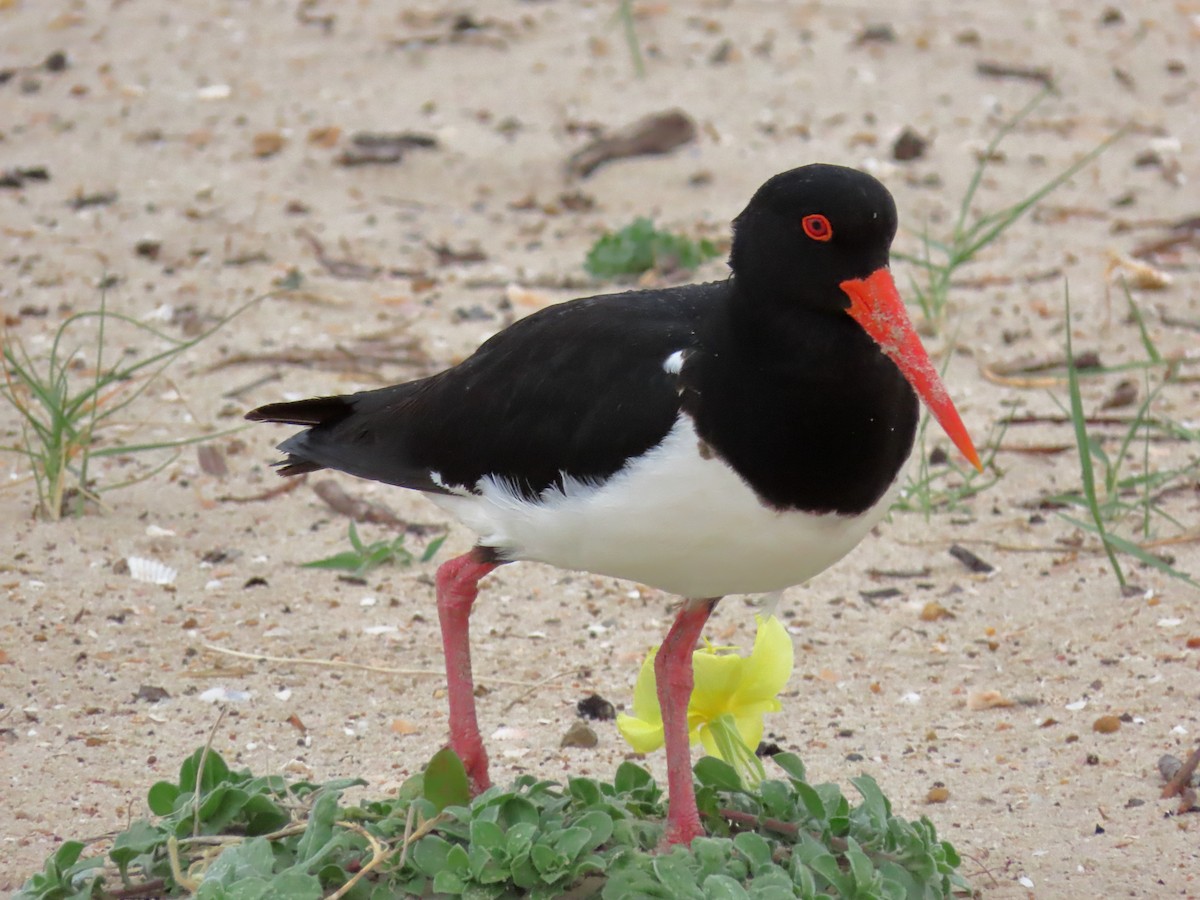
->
1121, 283, 1163, 365
957, 128, 1124, 265
421, 534, 448, 564
348, 520, 365, 553
1059, 514, 1199, 589
88, 425, 249, 458
616, 0, 646, 78
1063, 287, 1125, 588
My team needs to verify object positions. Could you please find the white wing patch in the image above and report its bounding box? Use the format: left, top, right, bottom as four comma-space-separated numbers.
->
662, 350, 686, 375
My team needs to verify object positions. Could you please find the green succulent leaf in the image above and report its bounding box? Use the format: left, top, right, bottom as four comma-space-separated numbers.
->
16, 744, 968, 899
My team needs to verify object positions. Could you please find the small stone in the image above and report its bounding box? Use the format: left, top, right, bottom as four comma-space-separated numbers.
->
134, 238, 162, 260
919, 601, 952, 621
1093, 715, 1121, 734
709, 38, 739, 64
926, 785, 950, 803
307, 125, 341, 148
252, 132, 285, 158
892, 127, 928, 162
560, 720, 598, 749
133, 685, 170, 703
855, 23, 896, 44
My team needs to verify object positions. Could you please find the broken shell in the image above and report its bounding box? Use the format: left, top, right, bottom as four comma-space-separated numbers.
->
967, 689, 1016, 711
127, 556, 177, 585
1105, 250, 1172, 289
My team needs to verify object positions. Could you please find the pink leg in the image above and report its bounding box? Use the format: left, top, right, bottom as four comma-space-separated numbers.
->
436, 548, 502, 794
656, 597, 719, 847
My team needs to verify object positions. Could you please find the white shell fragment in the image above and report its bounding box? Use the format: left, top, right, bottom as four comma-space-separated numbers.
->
127, 556, 178, 586
363, 625, 398, 636
199, 687, 253, 704
196, 84, 232, 100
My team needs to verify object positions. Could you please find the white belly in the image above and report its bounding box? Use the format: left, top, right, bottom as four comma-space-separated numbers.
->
428, 416, 903, 598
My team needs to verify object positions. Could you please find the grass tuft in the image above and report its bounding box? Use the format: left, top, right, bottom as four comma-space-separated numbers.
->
895, 411, 1009, 517
585, 218, 719, 280
1, 290, 260, 519
894, 90, 1121, 513
1051, 283, 1199, 589
895, 89, 1123, 334
301, 522, 447, 578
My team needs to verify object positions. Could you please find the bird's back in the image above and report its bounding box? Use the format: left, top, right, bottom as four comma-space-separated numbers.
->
248, 283, 722, 498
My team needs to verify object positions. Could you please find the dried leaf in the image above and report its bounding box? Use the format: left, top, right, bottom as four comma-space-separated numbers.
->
567, 109, 697, 178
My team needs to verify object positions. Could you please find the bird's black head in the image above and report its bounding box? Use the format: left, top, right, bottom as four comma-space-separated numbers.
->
729, 164, 899, 311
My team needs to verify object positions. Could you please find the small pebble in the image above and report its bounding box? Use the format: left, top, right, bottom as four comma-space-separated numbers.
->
892, 127, 928, 162
560, 720, 598, 748
919, 600, 952, 621
252, 131, 285, 158
1093, 715, 1121, 734
926, 785, 950, 803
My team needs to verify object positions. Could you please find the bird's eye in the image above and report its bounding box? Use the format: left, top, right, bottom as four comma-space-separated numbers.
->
801, 214, 833, 242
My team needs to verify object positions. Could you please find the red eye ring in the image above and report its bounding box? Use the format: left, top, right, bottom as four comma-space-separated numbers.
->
802, 214, 833, 242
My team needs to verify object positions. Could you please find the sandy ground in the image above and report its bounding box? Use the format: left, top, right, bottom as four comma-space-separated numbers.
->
3, 1, 1200, 896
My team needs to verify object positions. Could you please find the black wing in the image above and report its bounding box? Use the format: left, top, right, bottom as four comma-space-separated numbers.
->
247, 283, 722, 499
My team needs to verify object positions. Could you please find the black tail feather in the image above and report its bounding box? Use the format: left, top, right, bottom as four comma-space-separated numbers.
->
245, 396, 351, 427
275, 458, 324, 477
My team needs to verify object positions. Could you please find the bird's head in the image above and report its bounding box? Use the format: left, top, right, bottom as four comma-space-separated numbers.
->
731, 163, 981, 471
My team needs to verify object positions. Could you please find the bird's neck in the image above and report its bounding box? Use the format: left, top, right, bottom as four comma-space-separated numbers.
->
685, 280, 920, 515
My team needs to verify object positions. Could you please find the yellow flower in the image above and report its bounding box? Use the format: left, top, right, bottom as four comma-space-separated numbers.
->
616, 615, 794, 786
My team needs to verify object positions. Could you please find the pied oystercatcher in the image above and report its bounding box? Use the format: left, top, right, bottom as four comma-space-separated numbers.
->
247, 164, 981, 846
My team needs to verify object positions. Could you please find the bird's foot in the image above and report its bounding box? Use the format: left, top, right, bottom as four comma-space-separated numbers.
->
657, 825, 700, 854
467, 763, 491, 795
449, 739, 492, 795
658, 814, 704, 851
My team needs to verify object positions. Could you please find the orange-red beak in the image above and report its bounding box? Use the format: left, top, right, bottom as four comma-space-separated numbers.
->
841, 268, 982, 472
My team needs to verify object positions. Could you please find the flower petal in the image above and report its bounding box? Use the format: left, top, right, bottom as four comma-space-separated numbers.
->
732, 711, 766, 752
629, 649, 663, 725
616, 712, 665, 753
690, 650, 744, 719
732, 615, 793, 704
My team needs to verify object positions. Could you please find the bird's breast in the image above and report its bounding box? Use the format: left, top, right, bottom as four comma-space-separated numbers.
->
427, 414, 903, 597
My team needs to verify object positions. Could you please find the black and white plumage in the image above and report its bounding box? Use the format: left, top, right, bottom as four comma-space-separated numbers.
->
247, 163, 980, 846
